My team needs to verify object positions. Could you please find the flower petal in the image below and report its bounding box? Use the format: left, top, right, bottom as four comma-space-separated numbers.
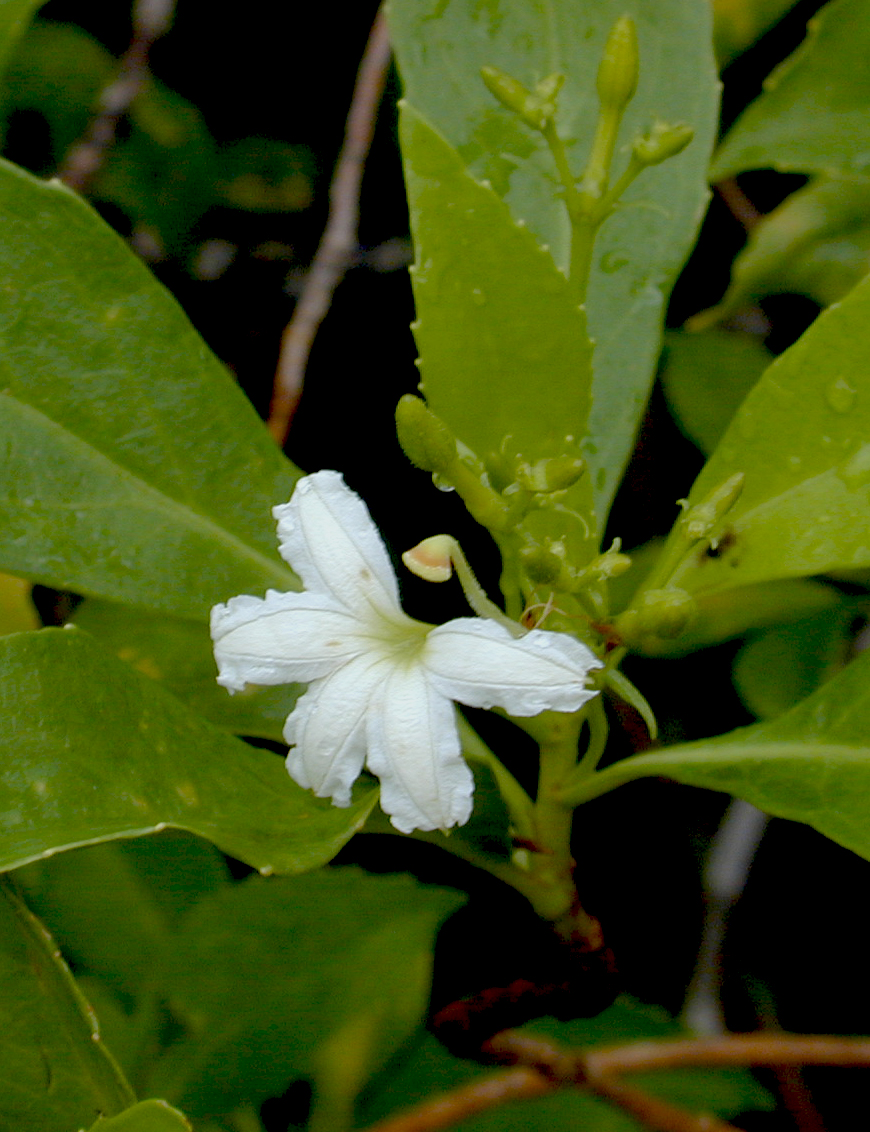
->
273, 471, 402, 621
365, 662, 473, 833
211, 588, 369, 691
284, 655, 388, 806
423, 619, 602, 716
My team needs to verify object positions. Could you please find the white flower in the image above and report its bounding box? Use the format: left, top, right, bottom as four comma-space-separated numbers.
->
211, 471, 602, 834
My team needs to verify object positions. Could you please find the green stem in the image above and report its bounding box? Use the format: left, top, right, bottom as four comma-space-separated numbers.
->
458, 715, 536, 841
574, 694, 610, 779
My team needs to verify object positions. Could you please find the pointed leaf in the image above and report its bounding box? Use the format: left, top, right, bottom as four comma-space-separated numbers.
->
568, 646, 870, 863
0, 879, 134, 1132
657, 271, 870, 601
390, 0, 718, 516
0, 157, 299, 618
0, 628, 375, 874
713, 0, 870, 179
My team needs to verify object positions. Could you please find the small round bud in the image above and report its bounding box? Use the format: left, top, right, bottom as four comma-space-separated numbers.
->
632, 119, 694, 166
481, 66, 564, 131
396, 395, 457, 474
403, 535, 454, 582
515, 454, 586, 494
596, 15, 639, 115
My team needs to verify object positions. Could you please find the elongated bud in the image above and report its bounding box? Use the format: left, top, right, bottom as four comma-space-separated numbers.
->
596, 15, 639, 115
396, 395, 457, 474
633, 119, 693, 166
403, 535, 454, 582
680, 472, 745, 542
616, 587, 696, 642
481, 66, 563, 130
515, 453, 586, 494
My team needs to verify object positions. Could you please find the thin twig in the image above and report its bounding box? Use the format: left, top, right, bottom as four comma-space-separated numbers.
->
586, 1033, 870, 1075
360, 1067, 554, 1132
714, 177, 762, 232
59, 0, 176, 193
267, 5, 392, 445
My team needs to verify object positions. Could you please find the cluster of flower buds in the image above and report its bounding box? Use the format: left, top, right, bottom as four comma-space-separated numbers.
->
521, 537, 631, 595
396, 394, 590, 538
480, 67, 565, 132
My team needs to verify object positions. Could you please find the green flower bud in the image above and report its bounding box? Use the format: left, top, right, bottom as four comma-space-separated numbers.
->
515, 453, 586, 494
396, 395, 457, 474
680, 472, 745, 542
596, 15, 639, 115
632, 119, 694, 166
615, 587, 696, 643
480, 65, 563, 131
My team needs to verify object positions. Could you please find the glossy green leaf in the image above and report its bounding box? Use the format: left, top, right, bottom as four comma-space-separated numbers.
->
148, 870, 463, 1117
0, 157, 299, 618
390, 0, 718, 516
660, 329, 772, 455
86, 1100, 193, 1132
399, 106, 597, 546
700, 177, 870, 319
568, 645, 870, 862
655, 270, 870, 601
360, 996, 770, 1130
713, 0, 870, 179
0, 878, 134, 1132
73, 598, 299, 741
0, 628, 376, 874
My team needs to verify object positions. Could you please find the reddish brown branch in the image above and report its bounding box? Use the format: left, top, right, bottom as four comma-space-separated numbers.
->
267, 5, 392, 445
714, 177, 762, 232
364, 1031, 870, 1132
59, 0, 176, 194
360, 1067, 554, 1132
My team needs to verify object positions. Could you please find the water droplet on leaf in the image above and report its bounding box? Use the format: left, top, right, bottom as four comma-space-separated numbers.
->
826, 377, 857, 414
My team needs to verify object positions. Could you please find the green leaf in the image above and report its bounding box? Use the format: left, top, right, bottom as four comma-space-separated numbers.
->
148, 869, 463, 1117
660, 329, 772, 455
0, 157, 299, 618
699, 177, 870, 318
360, 996, 770, 1130
0, 628, 376, 874
733, 603, 856, 719
399, 106, 597, 548
73, 598, 299, 742
390, 0, 719, 516
0, 878, 134, 1132
714, 0, 801, 68
713, 0, 870, 179
15, 833, 230, 1002
0, 0, 42, 92
86, 1100, 193, 1132
568, 645, 870, 862
655, 270, 870, 601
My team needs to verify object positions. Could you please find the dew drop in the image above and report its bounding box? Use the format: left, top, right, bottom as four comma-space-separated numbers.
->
836, 442, 870, 490
432, 473, 455, 493
788, 455, 802, 471
471, 287, 486, 306
826, 377, 857, 414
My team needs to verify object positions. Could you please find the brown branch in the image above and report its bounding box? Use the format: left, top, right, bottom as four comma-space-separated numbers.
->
267, 5, 392, 445
360, 1067, 554, 1132
714, 177, 762, 233
585, 1033, 870, 1075
59, 0, 176, 194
